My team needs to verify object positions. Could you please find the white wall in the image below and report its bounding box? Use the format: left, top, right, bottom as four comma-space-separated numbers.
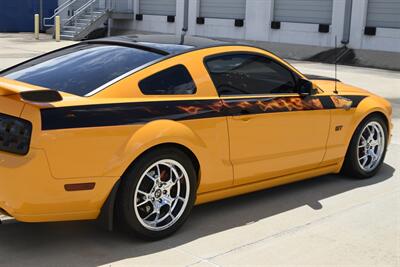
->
349, 0, 400, 53
188, 0, 345, 47
269, 0, 345, 47
110, 0, 400, 53
112, 0, 183, 34
187, 0, 246, 39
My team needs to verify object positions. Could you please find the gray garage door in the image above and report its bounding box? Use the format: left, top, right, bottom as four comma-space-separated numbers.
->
274, 0, 333, 24
199, 0, 246, 19
139, 0, 176, 16
366, 0, 400, 29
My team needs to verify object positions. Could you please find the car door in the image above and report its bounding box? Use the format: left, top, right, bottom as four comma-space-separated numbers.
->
205, 53, 331, 185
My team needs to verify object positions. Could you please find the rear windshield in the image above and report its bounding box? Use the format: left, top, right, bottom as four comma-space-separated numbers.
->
1, 44, 164, 96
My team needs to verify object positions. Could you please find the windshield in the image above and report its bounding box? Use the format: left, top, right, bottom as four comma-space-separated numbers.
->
1, 44, 164, 96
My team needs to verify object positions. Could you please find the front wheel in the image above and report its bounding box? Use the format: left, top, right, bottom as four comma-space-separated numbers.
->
342, 115, 388, 179
117, 147, 197, 240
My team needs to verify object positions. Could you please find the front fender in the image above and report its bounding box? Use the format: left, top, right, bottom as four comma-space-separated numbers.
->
327, 94, 392, 172
349, 95, 392, 140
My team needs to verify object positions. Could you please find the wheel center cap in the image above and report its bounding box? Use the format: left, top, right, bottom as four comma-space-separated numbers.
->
154, 189, 162, 198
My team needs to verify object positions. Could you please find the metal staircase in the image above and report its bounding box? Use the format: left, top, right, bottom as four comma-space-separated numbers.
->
44, 0, 114, 41
61, 8, 109, 40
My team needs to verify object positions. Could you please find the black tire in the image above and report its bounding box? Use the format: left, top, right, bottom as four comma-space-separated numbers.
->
341, 114, 388, 179
117, 147, 197, 240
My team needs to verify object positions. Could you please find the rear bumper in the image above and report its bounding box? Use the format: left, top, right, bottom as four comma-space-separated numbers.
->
0, 148, 119, 222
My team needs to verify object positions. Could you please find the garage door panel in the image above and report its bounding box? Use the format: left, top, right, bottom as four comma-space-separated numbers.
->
367, 0, 400, 29
139, 0, 176, 16
200, 0, 246, 19
274, 0, 333, 24
275, 10, 333, 20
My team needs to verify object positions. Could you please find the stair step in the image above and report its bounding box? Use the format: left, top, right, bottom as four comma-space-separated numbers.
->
73, 23, 88, 26
60, 35, 74, 40
61, 30, 78, 35
76, 18, 92, 22
63, 26, 82, 30
88, 11, 104, 15
80, 15, 101, 20
82, 12, 103, 16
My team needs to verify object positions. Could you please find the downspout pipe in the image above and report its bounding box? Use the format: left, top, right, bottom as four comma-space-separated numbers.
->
341, 0, 353, 45
180, 0, 189, 44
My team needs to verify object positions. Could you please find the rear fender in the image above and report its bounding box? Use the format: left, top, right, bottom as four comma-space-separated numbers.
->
103, 119, 205, 178
98, 120, 206, 231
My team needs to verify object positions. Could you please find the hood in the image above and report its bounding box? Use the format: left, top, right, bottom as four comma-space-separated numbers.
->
310, 79, 372, 96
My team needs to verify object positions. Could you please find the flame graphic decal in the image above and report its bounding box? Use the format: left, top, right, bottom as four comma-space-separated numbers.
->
175, 97, 324, 117
330, 96, 353, 110
41, 95, 365, 130
177, 105, 204, 115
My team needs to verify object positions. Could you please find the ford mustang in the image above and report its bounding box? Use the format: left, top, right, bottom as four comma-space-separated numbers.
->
0, 36, 392, 239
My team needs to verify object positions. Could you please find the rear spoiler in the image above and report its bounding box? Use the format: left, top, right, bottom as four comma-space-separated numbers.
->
0, 77, 62, 103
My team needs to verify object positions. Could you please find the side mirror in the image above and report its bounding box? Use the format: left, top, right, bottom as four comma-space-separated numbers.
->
297, 78, 314, 97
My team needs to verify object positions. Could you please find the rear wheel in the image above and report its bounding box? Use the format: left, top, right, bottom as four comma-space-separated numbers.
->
342, 115, 388, 179
117, 147, 197, 240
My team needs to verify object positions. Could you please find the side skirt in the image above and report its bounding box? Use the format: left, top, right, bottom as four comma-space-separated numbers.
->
195, 163, 339, 205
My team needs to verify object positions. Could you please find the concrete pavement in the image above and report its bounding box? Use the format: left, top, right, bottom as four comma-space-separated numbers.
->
0, 33, 398, 267
0, 33, 75, 70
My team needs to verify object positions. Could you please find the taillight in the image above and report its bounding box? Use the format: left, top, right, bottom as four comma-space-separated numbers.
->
0, 113, 32, 155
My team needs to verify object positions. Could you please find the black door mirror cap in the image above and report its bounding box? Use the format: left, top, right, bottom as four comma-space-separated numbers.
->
298, 78, 315, 97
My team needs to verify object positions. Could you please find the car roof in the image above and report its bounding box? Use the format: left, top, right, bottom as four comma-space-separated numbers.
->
83, 34, 231, 55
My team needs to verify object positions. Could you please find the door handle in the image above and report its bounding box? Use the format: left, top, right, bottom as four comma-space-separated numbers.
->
232, 109, 252, 121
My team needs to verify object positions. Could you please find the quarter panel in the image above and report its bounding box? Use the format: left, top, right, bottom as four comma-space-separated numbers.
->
31, 116, 232, 193
105, 119, 233, 193
0, 95, 25, 117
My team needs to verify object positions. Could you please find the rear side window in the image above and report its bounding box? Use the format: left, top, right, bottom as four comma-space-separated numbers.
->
205, 53, 297, 96
139, 65, 196, 95
1, 44, 163, 96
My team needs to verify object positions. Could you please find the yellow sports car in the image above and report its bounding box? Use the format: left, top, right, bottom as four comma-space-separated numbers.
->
0, 36, 392, 239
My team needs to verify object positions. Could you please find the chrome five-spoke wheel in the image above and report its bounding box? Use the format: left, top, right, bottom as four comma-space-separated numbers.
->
357, 121, 385, 172
342, 115, 387, 179
118, 147, 196, 239
134, 159, 190, 231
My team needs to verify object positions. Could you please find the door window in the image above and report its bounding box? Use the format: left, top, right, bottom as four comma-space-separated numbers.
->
205, 53, 297, 96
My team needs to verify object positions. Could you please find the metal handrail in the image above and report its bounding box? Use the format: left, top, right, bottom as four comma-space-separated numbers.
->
54, 0, 73, 14
43, 0, 81, 27
64, 0, 105, 26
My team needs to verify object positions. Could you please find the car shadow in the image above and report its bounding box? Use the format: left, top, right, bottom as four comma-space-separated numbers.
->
0, 163, 395, 267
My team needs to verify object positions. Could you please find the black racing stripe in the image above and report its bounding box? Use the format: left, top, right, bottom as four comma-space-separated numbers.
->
318, 96, 336, 109
41, 99, 223, 130
41, 95, 367, 130
343, 95, 367, 107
